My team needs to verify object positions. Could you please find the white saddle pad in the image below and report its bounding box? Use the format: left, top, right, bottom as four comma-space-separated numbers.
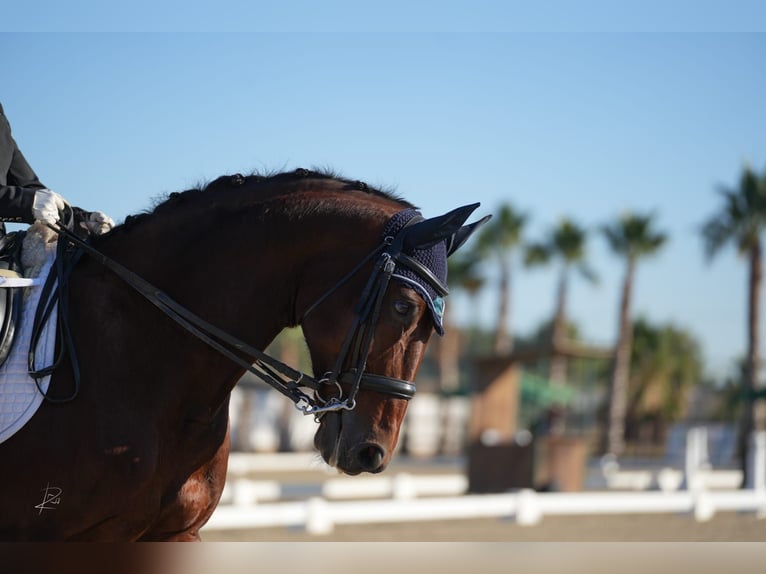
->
0, 251, 58, 444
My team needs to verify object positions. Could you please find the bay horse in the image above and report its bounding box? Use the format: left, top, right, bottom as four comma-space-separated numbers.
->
0, 169, 487, 541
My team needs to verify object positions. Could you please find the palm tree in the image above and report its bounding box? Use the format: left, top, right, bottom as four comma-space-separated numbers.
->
601, 212, 667, 456
701, 164, 766, 484
525, 218, 597, 387
627, 318, 702, 426
437, 251, 485, 391
474, 202, 527, 355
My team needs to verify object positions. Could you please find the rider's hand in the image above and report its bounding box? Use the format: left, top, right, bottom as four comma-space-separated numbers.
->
84, 211, 115, 235
32, 189, 68, 226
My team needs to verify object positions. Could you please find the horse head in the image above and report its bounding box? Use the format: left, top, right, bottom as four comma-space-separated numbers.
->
75, 170, 489, 478
300, 201, 490, 474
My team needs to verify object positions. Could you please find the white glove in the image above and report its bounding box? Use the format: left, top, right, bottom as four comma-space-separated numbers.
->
82, 211, 115, 235
32, 189, 68, 225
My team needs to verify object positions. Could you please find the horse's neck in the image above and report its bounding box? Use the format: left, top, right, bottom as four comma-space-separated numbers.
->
69, 193, 394, 421
96, 218, 301, 351
64, 217, 300, 420
91, 194, 395, 364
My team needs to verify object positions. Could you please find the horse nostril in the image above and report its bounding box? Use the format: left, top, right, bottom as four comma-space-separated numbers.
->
356, 443, 386, 472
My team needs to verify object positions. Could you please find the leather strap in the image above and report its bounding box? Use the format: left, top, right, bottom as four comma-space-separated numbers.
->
339, 372, 415, 401
394, 252, 449, 297
36, 218, 419, 409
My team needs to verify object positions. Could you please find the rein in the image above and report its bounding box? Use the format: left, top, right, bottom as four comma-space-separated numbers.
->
31, 219, 420, 417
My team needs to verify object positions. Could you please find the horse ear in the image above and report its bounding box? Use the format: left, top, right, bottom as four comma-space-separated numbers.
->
446, 214, 492, 257
403, 203, 482, 251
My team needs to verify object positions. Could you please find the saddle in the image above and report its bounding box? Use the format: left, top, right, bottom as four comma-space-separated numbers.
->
0, 226, 26, 369
0, 207, 95, 373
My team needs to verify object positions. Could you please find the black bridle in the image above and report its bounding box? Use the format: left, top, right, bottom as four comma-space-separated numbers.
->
31, 212, 440, 417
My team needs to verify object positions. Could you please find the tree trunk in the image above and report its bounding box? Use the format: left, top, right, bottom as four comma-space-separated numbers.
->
741, 240, 764, 486
548, 267, 569, 386
603, 259, 636, 457
547, 267, 569, 436
437, 318, 462, 392
493, 256, 513, 355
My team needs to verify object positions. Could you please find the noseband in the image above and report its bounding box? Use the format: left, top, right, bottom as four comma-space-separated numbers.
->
38, 210, 445, 417
299, 221, 424, 416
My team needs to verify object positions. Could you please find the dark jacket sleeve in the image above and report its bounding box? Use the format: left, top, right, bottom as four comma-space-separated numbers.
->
0, 103, 45, 223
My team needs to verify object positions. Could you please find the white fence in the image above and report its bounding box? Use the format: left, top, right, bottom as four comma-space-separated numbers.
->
205, 489, 766, 535
599, 426, 745, 491
221, 473, 468, 505
203, 429, 766, 535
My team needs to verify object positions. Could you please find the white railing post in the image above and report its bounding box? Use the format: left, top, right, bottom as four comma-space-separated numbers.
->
305, 497, 333, 535
685, 427, 708, 491
392, 473, 416, 500
693, 490, 715, 522
232, 479, 258, 506
516, 489, 541, 526
746, 430, 766, 492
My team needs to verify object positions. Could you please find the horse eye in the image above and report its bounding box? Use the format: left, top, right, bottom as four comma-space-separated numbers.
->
393, 300, 411, 316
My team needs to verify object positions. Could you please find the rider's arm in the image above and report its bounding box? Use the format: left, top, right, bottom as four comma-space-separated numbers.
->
1, 104, 108, 232
0, 104, 46, 223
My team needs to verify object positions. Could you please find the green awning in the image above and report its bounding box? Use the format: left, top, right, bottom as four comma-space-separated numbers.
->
519, 371, 575, 407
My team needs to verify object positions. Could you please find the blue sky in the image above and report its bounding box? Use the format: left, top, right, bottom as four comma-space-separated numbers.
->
2, 28, 765, 379
6, 1, 766, 33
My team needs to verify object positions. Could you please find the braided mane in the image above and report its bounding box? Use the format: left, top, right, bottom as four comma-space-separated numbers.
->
116, 168, 415, 235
